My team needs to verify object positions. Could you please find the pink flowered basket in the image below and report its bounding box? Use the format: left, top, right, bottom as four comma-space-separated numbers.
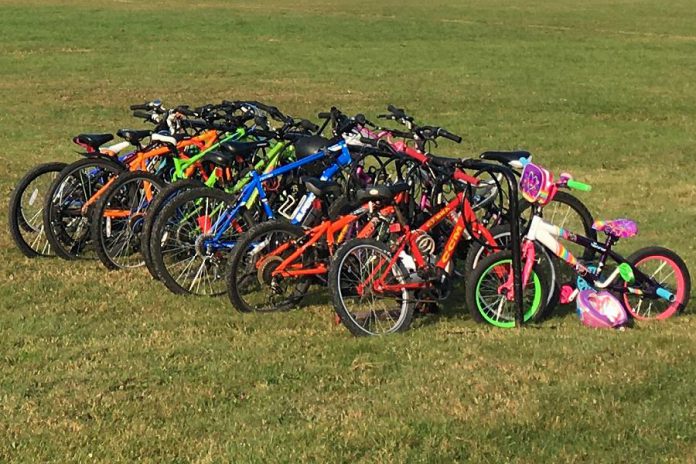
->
520, 162, 556, 206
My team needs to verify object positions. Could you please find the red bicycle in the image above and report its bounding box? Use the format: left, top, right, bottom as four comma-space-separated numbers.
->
327, 156, 519, 336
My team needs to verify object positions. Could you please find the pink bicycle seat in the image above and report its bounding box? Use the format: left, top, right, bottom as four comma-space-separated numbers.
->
591, 219, 637, 238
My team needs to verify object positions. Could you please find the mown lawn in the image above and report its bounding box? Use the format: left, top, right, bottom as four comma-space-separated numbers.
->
1, 0, 696, 461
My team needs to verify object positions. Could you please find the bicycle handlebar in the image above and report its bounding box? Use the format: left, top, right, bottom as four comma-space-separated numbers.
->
175, 106, 196, 117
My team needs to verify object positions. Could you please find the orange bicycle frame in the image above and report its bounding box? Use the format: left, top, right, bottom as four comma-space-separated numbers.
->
82, 130, 219, 214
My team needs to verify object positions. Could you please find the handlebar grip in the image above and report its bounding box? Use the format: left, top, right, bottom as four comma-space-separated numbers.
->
252, 129, 278, 139
300, 120, 320, 132
182, 119, 208, 129
453, 169, 479, 186
130, 104, 148, 111
132, 110, 152, 119
440, 129, 462, 143
176, 106, 195, 116
387, 104, 401, 114
389, 129, 414, 139
566, 179, 592, 192
317, 112, 331, 119
212, 122, 233, 132
334, 118, 358, 136
428, 154, 457, 169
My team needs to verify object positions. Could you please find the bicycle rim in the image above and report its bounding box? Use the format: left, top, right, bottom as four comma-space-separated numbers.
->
158, 194, 247, 295
475, 258, 543, 328
99, 177, 162, 268
336, 243, 412, 335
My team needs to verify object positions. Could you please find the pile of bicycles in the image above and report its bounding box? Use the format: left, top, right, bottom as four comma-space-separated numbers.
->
8, 100, 691, 335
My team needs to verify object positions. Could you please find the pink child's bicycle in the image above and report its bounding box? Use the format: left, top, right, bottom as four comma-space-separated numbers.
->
465, 160, 691, 327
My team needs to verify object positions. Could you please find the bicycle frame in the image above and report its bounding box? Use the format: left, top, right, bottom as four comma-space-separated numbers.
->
258, 202, 401, 278
360, 189, 498, 295
203, 140, 353, 251
81, 130, 221, 213
520, 213, 675, 301
170, 127, 247, 184
99, 129, 257, 221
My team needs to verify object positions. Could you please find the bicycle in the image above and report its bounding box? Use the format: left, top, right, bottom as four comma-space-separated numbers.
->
42, 100, 223, 260
327, 156, 534, 336
8, 122, 143, 258
149, 112, 366, 296
465, 160, 691, 326
224, 142, 421, 312
357, 106, 594, 312
138, 101, 321, 279
9, 162, 68, 257
89, 101, 272, 269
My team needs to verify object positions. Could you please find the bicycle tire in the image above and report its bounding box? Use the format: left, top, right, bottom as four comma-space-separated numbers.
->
8, 162, 67, 257
226, 220, 309, 312
150, 187, 254, 295
91, 170, 165, 270
466, 250, 549, 328
43, 157, 125, 260
623, 246, 691, 320
141, 179, 206, 279
329, 238, 415, 336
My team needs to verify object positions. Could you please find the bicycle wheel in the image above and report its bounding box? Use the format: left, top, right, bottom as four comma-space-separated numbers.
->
91, 171, 165, 270
463, 223, 559, 313
466, 250, 548, 328
151, 187, 254, 296
623, 246, 691, 320
140, 179, 205, 279
329, 238, 415, 336
227, 221, 313, 312
8, 162, 67, 257
43, 157, 124, 260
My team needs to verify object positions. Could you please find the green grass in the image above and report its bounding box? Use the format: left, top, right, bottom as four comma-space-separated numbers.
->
2, 0, 696, 461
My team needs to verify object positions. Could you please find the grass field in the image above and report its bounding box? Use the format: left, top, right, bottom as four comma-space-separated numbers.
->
2, 0, 696, 461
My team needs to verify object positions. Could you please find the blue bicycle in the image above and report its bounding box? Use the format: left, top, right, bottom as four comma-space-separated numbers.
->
149, 113, 363, 295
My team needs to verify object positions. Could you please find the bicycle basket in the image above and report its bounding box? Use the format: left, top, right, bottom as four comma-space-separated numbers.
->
520, 162, 554, 205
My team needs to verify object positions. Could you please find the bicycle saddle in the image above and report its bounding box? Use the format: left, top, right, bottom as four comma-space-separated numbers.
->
116, 129, 151, 145
73, 133, 114, 150
219, 140, 270, 159
592, 219, 637, 238
355, 183, 409, 204
480, 150, 531, 168
201, 150, 236, 168
302, 177, 342, 198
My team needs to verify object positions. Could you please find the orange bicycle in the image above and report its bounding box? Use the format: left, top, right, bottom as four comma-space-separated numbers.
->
225, 178, 410, 312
